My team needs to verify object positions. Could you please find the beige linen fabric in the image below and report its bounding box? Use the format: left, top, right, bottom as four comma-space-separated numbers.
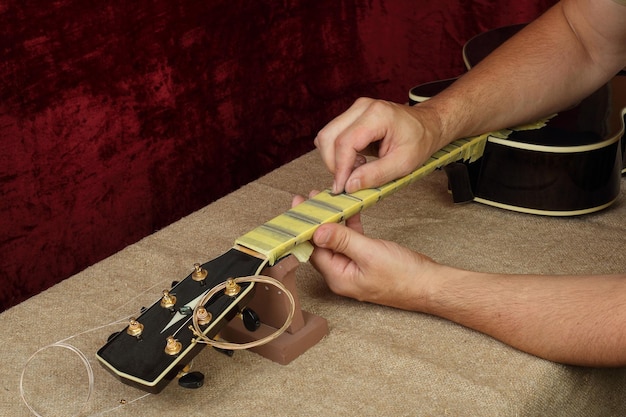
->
3, 151, 626, 416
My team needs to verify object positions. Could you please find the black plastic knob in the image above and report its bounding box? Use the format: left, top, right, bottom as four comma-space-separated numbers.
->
213, 347, 234, 357
178, 371, 204, 389
241, 308, 261, 332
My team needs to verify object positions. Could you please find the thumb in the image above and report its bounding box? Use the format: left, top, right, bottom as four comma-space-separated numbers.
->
312, 223, 370, 263
343, 158, 394, 193
344, 152, 416, 193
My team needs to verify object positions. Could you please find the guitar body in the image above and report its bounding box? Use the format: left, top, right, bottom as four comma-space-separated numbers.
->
409, 25, 625, 216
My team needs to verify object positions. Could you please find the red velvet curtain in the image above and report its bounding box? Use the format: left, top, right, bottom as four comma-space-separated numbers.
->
0, 0, 556, 311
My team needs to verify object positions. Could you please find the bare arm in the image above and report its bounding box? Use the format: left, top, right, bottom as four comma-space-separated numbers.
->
424, 0, 626, 142
425, 267, 626, 367
304, 211, 626, 367
316, 0, 626, 194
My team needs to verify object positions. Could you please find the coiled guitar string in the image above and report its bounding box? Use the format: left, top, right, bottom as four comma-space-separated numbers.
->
191, 275, 295, 350
19, 318, 151, 417
18, 275, 175, 416
20, 342, 93, 417
19, 274, 295, 416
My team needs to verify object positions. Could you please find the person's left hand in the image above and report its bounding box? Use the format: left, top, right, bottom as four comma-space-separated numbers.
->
292, 192, 441, 311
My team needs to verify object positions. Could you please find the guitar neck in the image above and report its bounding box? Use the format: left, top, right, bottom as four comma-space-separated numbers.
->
236, 132, 500, 265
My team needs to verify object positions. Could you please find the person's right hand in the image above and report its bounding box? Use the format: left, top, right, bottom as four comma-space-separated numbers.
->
314, 98, 445, 194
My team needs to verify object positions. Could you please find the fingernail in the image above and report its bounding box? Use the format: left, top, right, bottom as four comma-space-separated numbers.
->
346, 178, 361, 193
314, 228, 330, 246
331, 180, 340, 195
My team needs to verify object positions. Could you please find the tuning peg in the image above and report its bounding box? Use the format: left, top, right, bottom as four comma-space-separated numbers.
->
240, 307, 261, 332
126, 318, 144, 338
192, 263, 208, 283
164, 336, 182, 356
196, 306, 212, 325
160, 290, 177, 309
224, 278, 241, 296
178, 371, 205, 389
212, 334, 234, 357
213, 346, 234, 357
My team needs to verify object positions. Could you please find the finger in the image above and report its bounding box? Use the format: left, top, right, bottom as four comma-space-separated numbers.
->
332, 128, 383, 194
353, 154, 367, 169
344, 149, 416, 193
314, 99, 372, 174
344, 212, 364, 235
308, 244, 356, 296
331, 103, 392, 193
291, 195, 306, 208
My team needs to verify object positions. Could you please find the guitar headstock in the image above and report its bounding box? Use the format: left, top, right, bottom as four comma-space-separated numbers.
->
96, 248, 265, 393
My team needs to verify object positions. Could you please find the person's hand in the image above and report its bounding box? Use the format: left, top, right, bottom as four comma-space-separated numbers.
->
314, 98, 445, 194
292, 193, 441, 311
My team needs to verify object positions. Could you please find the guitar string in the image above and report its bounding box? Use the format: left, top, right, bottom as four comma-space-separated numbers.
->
191, 275, 296, 351
20, 342, 93, 417
18, 318, 153, 417
18, 277, 172, 416
89, 393, 152, 416
19, 273, 295, 415
20, 146, 460, 416
169, 260, 273, 339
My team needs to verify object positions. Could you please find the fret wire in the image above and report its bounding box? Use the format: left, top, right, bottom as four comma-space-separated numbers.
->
266, 215, 317, 237
284, 210, 322, 225
337, 192, 363, 202
304, 198, 343, 213
259, 223, 298, 239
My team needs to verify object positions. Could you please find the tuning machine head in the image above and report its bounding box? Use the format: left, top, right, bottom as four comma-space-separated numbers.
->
224, 278, 241, 297
192, 263, 208, 282
164, 336, 182, 356
160, 290, 177, 309
126, 318, 144, 337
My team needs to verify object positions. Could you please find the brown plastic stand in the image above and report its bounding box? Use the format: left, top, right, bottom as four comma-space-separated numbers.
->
220, 255, 328, 365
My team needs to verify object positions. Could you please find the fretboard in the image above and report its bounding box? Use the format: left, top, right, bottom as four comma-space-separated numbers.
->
235, 131, 502, 264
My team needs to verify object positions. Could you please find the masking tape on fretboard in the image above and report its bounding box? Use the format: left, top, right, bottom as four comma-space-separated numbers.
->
287, 241, 314, 263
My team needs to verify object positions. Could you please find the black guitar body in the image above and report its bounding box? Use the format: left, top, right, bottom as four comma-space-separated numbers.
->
461, 86, 622, 215
409, 24, 625, 216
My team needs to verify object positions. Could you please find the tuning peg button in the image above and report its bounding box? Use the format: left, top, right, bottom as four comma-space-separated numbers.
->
240, 308, 261, 332
178, 371, 204, 389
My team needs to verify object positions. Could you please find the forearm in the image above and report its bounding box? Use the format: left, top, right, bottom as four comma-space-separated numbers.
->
418, 0, 626, 146
422, 266, 626, 367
